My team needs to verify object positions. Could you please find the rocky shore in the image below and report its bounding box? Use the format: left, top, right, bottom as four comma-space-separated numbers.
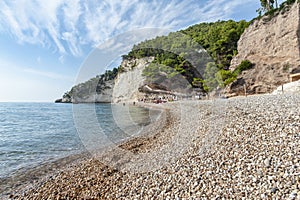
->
7, 94, 300, 199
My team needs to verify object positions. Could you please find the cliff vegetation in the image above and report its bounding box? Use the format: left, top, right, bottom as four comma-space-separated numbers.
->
57, 0, 299, 102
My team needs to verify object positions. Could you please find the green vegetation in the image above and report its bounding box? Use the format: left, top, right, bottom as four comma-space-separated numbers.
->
282, 63, 291, 72
126, 32, 212, 88
142, 62, 180, 82
183, 20, 250, 91
64, 19, 253, 97
256, 0, 299, 19
64, 68, 118, 99
125, 20, 250, 92
233, 60, 254, 75
123, 0, 298, 93
182, 20, 249, 70
200, 60, 254, 92
60, 0, 300, 101
257, 0, 278, 14
202, 62, 219, 91
127, 20, 249, 71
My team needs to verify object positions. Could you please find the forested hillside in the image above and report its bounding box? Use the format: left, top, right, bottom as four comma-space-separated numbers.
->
60, 20, 251, 101
126, 20, 250, 91
58, 0, 300, 102
182, 20, 249, 69
62, 68, 118, 102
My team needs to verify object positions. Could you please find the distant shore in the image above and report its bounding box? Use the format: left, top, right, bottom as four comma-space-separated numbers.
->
6, 94, 300, 199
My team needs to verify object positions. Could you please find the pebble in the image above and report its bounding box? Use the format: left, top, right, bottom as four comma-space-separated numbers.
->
270, 187, 278, 193
6, 94, 300, 199
264, 158, 271, 168
289, 191, 297, 200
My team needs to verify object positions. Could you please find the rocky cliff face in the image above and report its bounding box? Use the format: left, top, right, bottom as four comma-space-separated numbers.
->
56, 57, 153, 103
112, 57, 154, 103
72, 80, 115, 103
228, 2, 300, 95
57, 80, 115, 103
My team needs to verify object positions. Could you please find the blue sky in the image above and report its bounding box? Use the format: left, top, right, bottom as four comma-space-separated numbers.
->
0, 0, 283, 102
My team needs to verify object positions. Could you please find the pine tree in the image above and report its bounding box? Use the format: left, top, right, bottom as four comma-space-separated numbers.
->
260, 0, 275, 12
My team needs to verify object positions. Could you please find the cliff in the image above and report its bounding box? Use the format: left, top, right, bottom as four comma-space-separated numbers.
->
228, 2, 300, 95
56, 58, 153, 103
57, 3, 300, 102
112, 57, 154, 103
57, 18, 253, 103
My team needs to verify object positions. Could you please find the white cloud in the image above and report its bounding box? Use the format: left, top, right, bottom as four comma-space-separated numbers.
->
23, 68, 74, 81
0, 0, 256, 57
97, 28, 171, 52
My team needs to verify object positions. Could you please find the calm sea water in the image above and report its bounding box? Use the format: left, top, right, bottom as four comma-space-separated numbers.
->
0, 103, 156, 180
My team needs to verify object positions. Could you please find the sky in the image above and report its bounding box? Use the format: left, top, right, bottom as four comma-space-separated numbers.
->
0, 0, 284, 102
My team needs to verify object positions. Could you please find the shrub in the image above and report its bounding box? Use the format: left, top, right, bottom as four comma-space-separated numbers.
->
215, 60, 253, 87
233, 60, 253, 75
282, 63, 290, 72
215, 69, 235, 87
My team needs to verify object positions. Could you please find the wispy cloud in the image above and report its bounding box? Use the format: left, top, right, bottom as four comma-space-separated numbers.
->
0, 0, 254, 57
23, 68, 74, 82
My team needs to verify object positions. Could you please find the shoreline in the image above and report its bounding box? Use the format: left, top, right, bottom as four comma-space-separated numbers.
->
4, 94, 300, 199
0, 151, 92, 197
1, 102, 169, 198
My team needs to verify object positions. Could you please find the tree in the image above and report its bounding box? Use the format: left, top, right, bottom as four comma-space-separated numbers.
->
203, 62, 219, 91
260, 0, 277, 12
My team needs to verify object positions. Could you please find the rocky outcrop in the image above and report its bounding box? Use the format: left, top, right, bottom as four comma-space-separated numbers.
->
56, 58, 154, 103
112, 57, 154, 103
228, 2, 300, 95
72, 80, 115, 103
55, 97, 72, 103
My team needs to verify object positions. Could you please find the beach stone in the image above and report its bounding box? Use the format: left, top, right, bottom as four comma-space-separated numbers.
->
5, 94, 300, 199
264, 158, 271, 168
289, 191, 297, 200
270, 187, 279, 193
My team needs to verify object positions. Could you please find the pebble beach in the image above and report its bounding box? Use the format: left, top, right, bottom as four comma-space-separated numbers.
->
5, 94, 300, 199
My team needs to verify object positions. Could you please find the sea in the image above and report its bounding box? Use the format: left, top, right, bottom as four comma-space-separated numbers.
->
0, 102, 158, 192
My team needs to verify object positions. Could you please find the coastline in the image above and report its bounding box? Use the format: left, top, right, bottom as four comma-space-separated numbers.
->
1, 102, 169, 198
0, 151, 90, 197
5, 94, 300, 199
